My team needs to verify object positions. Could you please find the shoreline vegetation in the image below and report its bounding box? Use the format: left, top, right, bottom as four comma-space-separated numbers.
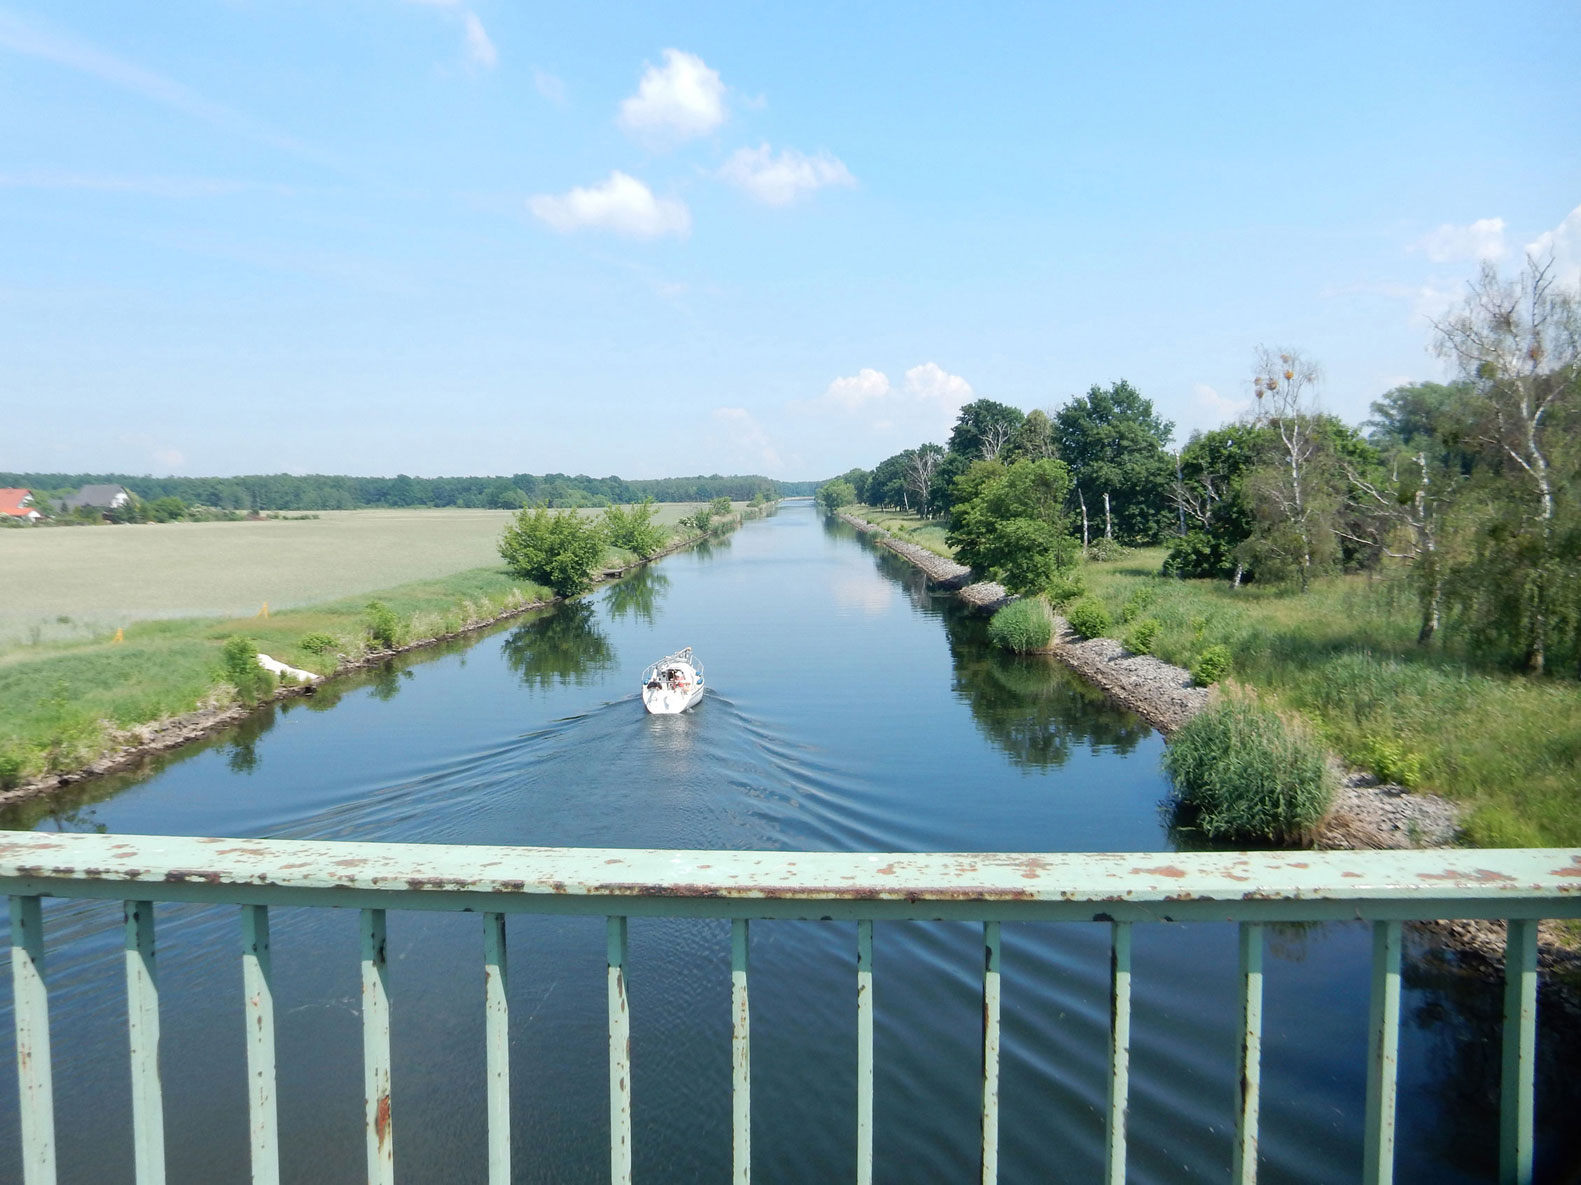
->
0, 501, 771, 810
838, 500, 1581, 852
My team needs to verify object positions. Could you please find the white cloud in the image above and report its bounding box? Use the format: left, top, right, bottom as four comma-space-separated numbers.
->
618, 49, 726, 146
1526, 203, 1581, 290
718, 144, 855, 206
528, 171, 690, 239
461, 12, 497, 67
1191, 382, 1246, 420
822, 368, 891, 410
533, 67, 566, 105
902, 362, 974, 416
712, 407, 783, 471
1412, 217, 1507, 264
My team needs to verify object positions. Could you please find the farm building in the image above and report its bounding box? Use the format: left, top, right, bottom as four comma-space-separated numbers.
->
61, 484, 132, 511
0, 488, 43, 522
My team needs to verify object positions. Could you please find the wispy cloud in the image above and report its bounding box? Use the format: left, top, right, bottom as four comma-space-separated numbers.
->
533, 67, 566, 105
821, 368, 891, 410
0, 169, 302, 198
1411, 217, 1507, 264
618, 49, 727, 147
1526, 203, 1581, 290
711, 407, 783, 472
528, 171, 690, 239
405, 0, 497, 69
1190, 382, 1246, 421
718, 144, 855, 206
0, 9, 340, 171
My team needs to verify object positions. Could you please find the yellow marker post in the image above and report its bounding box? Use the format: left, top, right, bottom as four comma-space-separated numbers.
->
258, 602, 269, 618
112, 628, 124, 644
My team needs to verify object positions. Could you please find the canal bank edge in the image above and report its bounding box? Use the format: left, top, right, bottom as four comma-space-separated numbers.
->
0, 506, 770, 813
837, 511, 1465, 848
840, 511, 1581, 989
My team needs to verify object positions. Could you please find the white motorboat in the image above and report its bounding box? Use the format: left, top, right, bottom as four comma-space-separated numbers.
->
641, 647, 704, 714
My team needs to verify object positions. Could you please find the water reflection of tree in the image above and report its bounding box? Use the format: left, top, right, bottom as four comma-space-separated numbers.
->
945, 610, 1149, 769
225, 705, 278, 773
501, 601, 615, 690
603, 566, 670, 625
1401, 931, 1581, 1181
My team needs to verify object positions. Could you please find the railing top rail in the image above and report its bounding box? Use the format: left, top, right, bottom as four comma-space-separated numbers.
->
4, 832, 1580, 922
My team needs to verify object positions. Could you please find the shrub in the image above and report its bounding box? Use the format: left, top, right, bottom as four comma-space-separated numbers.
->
1045, 571, 1088, 606
365, 601, 403, 650
1363, 735, 1424, 788
0, 748, 24, 790
1087, 537, 1127, 562
299, 632, 338, 655
1065, 597, 1111, 638
1120, 585, 1156, 623
1125, 617, 1161, 655
602, 499, 666, 559
1190, 644, 1233, 686
221, 635, 271, 704
498, 507, 605, 596
988, 598, 1053, 653
1163, 695, 1336, 844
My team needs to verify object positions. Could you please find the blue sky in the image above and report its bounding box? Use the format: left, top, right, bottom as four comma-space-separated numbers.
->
2, 2, 1578, 481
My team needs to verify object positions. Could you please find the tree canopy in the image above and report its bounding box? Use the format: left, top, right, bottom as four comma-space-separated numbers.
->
1053, 380, 1175, 544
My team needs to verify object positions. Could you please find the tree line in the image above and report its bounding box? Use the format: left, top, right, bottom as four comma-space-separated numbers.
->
821, 255, 1581, 676
1, 471, 811, 513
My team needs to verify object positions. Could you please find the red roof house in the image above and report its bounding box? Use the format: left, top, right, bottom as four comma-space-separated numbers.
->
0, 489, 43, 522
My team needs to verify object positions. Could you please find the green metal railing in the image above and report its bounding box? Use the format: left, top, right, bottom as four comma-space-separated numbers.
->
4, 831, 1579, 1185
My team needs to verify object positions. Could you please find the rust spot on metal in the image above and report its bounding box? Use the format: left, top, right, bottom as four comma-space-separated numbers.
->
374, 1092, 392, 1149
165, 869, 223, 884
875, 863, 897, 876
1342, 871, 1364, 878
280, 862, 311, 870
334, 858, 367, 868
1130, 864, 1188, 878
604, 859, 621, 865
404, 876, 470, 891
215, 847, 270, 858
1020, 856, 1051, 880
1418, 867, 1519, 883
1224, 872, 1250, 882
1550, 859, 1581, 878
1286, 862, 1309, 870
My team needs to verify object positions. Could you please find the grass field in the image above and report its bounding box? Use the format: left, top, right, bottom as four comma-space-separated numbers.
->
846, 506, 1581, 848
0, 506, 707, 648
0, 503, 743, 788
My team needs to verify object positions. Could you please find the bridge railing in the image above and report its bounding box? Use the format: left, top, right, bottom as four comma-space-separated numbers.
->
4, 831, 1579, 1185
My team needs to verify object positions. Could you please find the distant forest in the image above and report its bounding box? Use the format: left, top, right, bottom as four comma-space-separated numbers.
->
2, 471, 819, 511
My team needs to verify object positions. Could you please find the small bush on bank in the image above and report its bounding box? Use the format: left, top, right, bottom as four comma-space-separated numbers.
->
1190, 644, 1233, 685
1045, 572, 1088, 606
1125, 617, 1161, 655
1065, 597, 1112, 638
299, 632, 338, 655
1087, 537, 1127, 562
1120, 585, 1157, 623
221, 635, 272, 704
1163, 694, 1335, 845
1363, 735, 1424, 788
988, 598, 1052, 653
365, 601, 403, 650
0, 747, 23, 789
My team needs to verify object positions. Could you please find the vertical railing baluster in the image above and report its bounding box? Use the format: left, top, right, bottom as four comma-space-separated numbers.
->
242, 905, 279, 1185
1231, 922, 1263, 1185
1499, 918, 1538, 1185
856, 919, 874, 1185
731, 918, 751, 1184
10, 896, 57, 1185
1363, 920, 1402, 1185
362, 908, 394, 1185
484, 913, 510, 1185
980, 921, 1001, 1185
1105, 921, 1132, 1185
124, 900, 165, 1185
608, 916, 631, 1185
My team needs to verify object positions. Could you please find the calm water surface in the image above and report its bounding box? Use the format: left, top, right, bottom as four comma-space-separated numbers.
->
2, 502, 1576, 1183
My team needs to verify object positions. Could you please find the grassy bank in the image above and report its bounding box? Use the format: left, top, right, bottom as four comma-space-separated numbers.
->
844, 506, 1581, 848
0, 503, 763, 792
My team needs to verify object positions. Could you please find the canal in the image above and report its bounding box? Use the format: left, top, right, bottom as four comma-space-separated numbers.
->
1, 502, 1575, 1182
